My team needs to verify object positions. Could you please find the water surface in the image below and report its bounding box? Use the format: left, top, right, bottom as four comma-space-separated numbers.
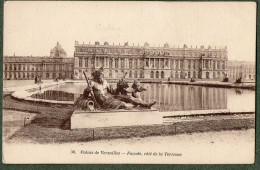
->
32, 82, 255, 112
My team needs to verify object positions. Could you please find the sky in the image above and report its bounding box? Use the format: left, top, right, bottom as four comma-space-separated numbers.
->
4, 1, 256, 62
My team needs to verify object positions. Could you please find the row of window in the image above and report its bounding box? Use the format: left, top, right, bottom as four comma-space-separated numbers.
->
4, 72, 73, 79
77, 57, 226, 70
4, 64, 73, 71
78, 58, 143, 69
75, 47, 227, 58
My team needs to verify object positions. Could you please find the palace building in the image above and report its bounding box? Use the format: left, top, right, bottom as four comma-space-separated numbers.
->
74, 41, 228, 80
3, 42, 74, 80
227, 60, 255, 80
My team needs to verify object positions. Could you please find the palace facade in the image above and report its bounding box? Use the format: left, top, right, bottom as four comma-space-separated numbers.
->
3, 42, 74, 80
74, 41, 228, 80
227, 60, 255, 80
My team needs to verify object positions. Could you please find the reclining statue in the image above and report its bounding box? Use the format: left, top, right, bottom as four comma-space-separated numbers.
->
75, 68, 156, 111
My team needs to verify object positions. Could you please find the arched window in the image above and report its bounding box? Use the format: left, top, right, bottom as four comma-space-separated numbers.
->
27, 73, 30, 79
175, 71, 179, 79
213, 72, 216, 78
161, 71, 164, 78
59, 73, 62, 78
156, 71, 159, 78
193, 71, 196, 78
150, 71, 154, 78
23, 73, 25, 79
46, 73, 49, 79
134, 70, 138, 78
206, 72, 209, 79
31, 73, 34, 79
188, 61, 191, 69
140, 70, 144, 78
115, 70, 118, 78
188, 72, 191, 78
129, 70, 132, 78
53, 73, 56, 79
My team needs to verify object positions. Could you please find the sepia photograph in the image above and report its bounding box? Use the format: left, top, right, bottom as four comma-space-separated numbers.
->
2, 1, 256, 164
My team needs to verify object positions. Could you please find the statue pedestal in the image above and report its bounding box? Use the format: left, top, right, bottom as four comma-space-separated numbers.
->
70, 110, 161, 129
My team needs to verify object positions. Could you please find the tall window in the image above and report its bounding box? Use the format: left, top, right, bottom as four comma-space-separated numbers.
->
150, 71, 154, 78
140, 70, 144, 78
129, 70, 132, 78
155, 59, 159, 68
109, 59, 113, 68
160, 59, 164, 68
9, 64, 12, 71
205, 60, 209, 69
79, 58, 82, 67
146, 59, 149, 67
99, 58, 103, 67
109, 70, 112, 78
115, 59, 118, 68
151, 59, 154, 68
134, 70, 138, 78
121, 58, 124, 68
161, 71, 164, 78
156, 71, 159, 78
91, 58, 95, 67
85, 58, 88, 67
188, 61, 191, 69
134, 59, 138, 68
165, 59, 169, 67
129, 59, 133, 68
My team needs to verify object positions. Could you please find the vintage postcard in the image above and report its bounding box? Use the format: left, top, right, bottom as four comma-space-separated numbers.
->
2, 1, 256, 164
